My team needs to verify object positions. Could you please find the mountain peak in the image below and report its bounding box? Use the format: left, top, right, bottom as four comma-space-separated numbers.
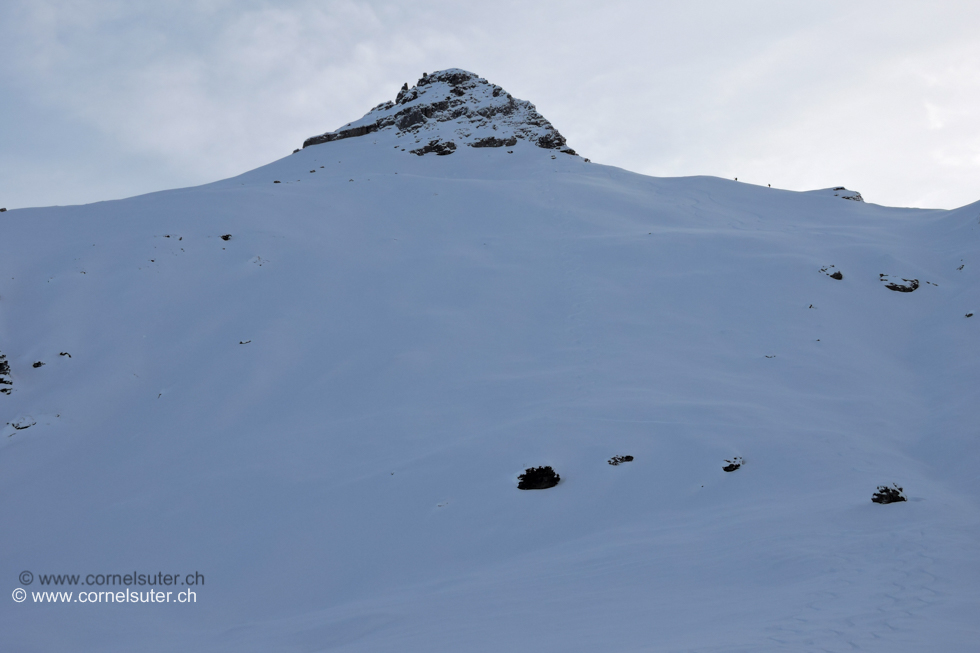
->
302, 68, 577, 156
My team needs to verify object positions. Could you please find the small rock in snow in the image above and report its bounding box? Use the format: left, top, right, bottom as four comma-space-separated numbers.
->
11, 415, 35, 430
723, 457, 744, 472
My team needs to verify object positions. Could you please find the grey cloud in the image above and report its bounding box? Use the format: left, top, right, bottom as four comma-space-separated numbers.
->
1, 0, 978, 209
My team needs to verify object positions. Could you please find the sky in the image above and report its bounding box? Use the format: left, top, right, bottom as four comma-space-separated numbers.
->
1, 0, 978, 211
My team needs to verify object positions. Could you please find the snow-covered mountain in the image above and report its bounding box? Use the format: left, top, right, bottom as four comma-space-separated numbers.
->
303, 68, 576, 156
2, 69, 979, 652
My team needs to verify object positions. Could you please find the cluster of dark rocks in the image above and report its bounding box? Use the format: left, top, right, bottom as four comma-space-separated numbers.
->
518, 455, 637, 490
819, 265, 844, 280
818, 267, 943, 294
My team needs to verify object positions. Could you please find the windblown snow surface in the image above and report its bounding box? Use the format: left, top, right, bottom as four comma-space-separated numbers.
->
2, 74, 980, 652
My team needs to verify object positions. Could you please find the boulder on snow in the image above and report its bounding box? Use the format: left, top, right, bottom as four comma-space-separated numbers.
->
518, 466, 560, 490
32, 361, 45, 368
872, 484, 906, 504
722, 457, 744, 472
608, 455, 634, 466
879, 274, 918, 292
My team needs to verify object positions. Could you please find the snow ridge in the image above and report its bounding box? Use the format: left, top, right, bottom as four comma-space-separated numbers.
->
302, 68, 577, 156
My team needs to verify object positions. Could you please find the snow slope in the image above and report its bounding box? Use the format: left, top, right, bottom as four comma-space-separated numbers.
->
2, 72, 979, 652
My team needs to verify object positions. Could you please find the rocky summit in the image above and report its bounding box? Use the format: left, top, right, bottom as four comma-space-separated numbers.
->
302, 68, 577, 157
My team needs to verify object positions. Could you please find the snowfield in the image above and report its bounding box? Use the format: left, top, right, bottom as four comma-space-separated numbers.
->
2, 72, 979, 652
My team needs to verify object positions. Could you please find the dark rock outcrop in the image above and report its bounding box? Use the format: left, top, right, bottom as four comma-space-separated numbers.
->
831, 187, 864, 201
879, 274, 919, 292
518, 466, 561, 490
410, 140, 457, 156
302, 69, 578, 157
0, 352, 11, 395
722, 457, 744, 472
471, 136, 518, 148
608, 455, 634, 466
872, 484, 906, 504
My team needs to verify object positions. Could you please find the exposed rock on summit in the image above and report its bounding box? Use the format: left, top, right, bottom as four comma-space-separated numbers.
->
829, 187, 863, 202
806, 187, 865, 202
303, 69, 577, 157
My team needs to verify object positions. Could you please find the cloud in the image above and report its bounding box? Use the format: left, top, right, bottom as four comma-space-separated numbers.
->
1, 0, 979, 208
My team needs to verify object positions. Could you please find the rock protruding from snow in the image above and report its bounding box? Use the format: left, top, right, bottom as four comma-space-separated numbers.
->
807, 187, 865, 202
517, 466, 561, 489
0, 352, 11, 395
608, 455, 634, 466
879, 274, 919, 293
303, 69, 577, 156
872, 484, 907, 504
722, 457, 744, 472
